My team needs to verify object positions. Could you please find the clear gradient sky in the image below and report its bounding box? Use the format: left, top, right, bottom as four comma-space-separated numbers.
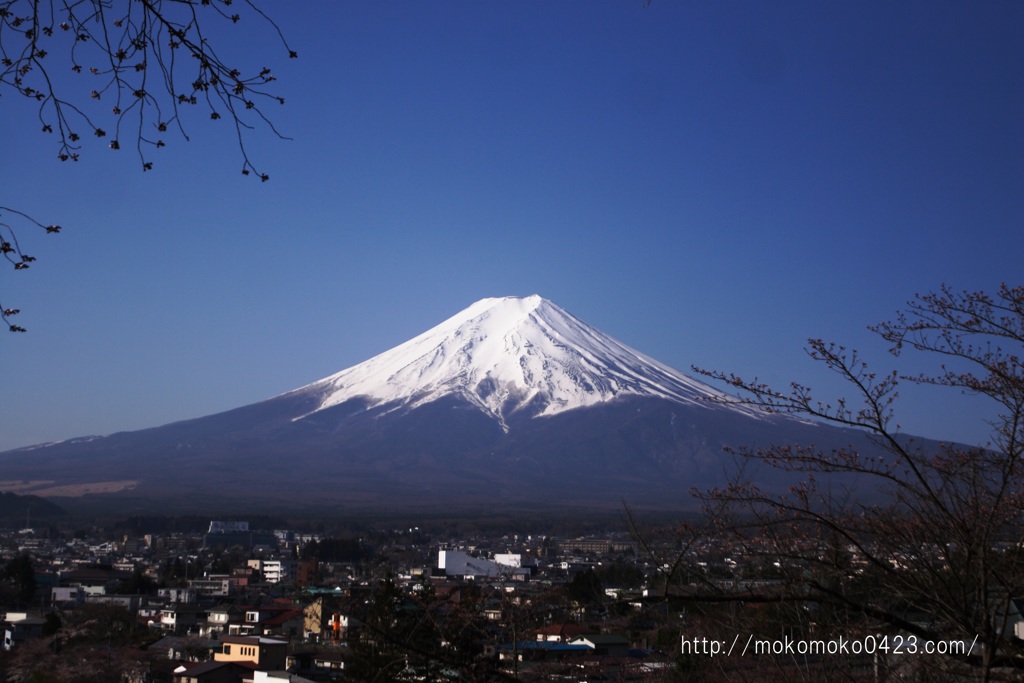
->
1, 1, 1021, 453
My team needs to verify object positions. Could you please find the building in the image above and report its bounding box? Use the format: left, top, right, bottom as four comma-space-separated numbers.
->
160, 604, 208, 635
286, 651, 346, 680
303, 596, 356, 642
494, 553, 522, 568
214, 634, 288, 670
51, 585, 85, 605
203, 604, 243, 638
568, 633, 631, 656
254, 673, 318, 683
438, 549, 503, 579
261, 560, 295, 584
557, 538, 638, 556
3, 612, 48, 651
203, 521, 277, 551
172, 661, 258, 683
188, 575, 231, 598
159, 587, 197, 604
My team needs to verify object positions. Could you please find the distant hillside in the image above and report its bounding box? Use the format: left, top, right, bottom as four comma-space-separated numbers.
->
0, 492, 67, 521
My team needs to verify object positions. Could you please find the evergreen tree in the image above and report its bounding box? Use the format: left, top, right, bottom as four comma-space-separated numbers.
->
3, 554, 37, 605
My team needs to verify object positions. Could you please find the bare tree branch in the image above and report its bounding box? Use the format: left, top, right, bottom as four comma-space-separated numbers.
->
675, 285, 1024, 680
1, 0, 294, 330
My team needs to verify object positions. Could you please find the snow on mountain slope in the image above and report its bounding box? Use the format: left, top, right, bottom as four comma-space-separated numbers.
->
291, 295, 762, 429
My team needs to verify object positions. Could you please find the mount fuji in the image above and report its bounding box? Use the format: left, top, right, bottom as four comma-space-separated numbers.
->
0, 296, 862, 513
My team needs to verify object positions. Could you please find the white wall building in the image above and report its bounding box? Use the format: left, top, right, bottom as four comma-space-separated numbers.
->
494, 553, 522, 568
438, 550, 504, 578
260, 559, 297, 584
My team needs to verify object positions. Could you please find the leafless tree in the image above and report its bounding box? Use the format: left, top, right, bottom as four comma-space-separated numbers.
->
1, 0, 295, 331
686, 284, 1024, 681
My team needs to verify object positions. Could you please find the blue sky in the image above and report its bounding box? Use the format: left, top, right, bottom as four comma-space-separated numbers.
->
1, 1, 1021, 452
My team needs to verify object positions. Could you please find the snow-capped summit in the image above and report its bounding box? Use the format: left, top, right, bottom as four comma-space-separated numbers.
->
292, 295, 753, 429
